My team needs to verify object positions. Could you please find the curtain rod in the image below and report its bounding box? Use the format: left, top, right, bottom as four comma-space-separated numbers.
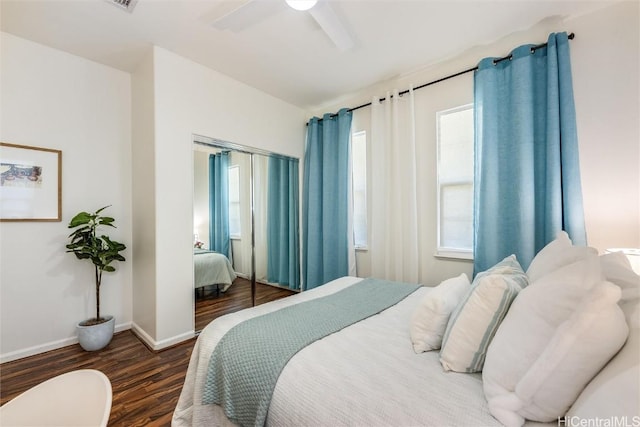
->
311, 32, 575, 122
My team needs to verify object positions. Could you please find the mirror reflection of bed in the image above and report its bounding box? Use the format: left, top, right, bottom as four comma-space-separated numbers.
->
193, 137, 300, 332
194, 249, 236, 294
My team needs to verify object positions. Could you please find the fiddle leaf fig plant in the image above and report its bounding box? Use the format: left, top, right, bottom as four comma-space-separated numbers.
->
66, 205, 126, 325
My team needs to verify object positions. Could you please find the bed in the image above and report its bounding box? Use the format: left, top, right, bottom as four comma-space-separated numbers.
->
194, 249, 237, 293
175, 235, 639, 427
173, 276, 506, 426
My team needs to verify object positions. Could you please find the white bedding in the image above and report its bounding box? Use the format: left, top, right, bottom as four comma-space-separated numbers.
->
194, 250, 237, 292
173, 276, 550, 427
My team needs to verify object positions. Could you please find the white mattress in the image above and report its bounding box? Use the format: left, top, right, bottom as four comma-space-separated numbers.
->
173, 276, 551, 427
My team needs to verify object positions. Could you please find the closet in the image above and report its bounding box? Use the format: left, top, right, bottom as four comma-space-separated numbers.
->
193, 135, 300, 328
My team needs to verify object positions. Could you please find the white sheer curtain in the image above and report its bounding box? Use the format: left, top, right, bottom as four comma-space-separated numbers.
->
253, 154, 269, 282
347, 141, 357, 278
370, 88, 420, 283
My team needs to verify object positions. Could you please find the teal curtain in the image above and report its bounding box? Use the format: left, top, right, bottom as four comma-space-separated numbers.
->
302, 108, 352, 290
267, 156, 300, 290
473, 32, 586, 274
209, 152, 230, 258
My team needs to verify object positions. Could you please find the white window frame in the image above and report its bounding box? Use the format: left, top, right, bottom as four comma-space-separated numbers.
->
436, 104, 474, 260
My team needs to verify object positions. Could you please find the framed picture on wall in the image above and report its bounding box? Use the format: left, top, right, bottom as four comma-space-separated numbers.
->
0, 142, 62, 222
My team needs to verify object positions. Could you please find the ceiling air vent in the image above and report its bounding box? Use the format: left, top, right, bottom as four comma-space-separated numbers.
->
106, 0, 138, 13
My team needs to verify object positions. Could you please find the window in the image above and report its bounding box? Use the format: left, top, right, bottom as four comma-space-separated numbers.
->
352, 131, 367, 249
437, 104, 474, 258
228, 165, 241, 238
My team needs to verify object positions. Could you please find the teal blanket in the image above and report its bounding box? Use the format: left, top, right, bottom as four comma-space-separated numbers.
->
201, 278, 420, 427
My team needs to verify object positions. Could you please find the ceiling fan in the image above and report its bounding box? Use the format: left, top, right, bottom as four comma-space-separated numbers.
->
210, 0, 355, 51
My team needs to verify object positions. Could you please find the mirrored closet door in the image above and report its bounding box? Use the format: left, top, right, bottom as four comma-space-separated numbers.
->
193, 136, 300, 331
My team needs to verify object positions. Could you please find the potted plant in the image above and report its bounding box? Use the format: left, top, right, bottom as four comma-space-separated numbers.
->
66, 205, 126, 351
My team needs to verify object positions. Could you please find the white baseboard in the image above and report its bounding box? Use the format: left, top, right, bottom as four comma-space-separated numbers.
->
130, 322, 195, 351
0, 321, 132, 364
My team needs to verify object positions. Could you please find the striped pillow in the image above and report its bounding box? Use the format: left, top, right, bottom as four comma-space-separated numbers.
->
439, 255, 528, 373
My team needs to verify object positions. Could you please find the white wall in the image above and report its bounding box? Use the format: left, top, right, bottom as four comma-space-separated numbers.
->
316, 1, 640, 284
0, 33, 132, 362
569, 1, 639, 251
131, 50, 157, 341
131, 46, 307, 348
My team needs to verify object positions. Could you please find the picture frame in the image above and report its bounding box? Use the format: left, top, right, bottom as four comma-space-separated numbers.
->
0, 142, 62, 222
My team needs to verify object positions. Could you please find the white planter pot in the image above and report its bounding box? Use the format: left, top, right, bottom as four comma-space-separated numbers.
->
76, 315, 115, 351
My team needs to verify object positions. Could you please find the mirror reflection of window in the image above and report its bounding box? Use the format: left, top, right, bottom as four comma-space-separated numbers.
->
228, 165, 241, 239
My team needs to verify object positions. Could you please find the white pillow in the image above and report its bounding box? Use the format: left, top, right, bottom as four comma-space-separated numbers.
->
567, 297, 639, 421
600, 251, 640, 301
439, 255, 528, 373
483, 254, 628, 426
526, 230, 597, 282
410, 273, 470, 353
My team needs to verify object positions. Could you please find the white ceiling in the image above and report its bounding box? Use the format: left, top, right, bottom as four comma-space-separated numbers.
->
0, 0, 614, 111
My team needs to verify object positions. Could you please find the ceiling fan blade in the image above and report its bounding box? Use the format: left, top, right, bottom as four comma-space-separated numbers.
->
212, 0, 283, 32
309, 1, 355, 51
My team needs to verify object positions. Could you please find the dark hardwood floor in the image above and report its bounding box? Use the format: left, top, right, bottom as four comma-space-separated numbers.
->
0, 279, 296, 426
195, 277, 297, 331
